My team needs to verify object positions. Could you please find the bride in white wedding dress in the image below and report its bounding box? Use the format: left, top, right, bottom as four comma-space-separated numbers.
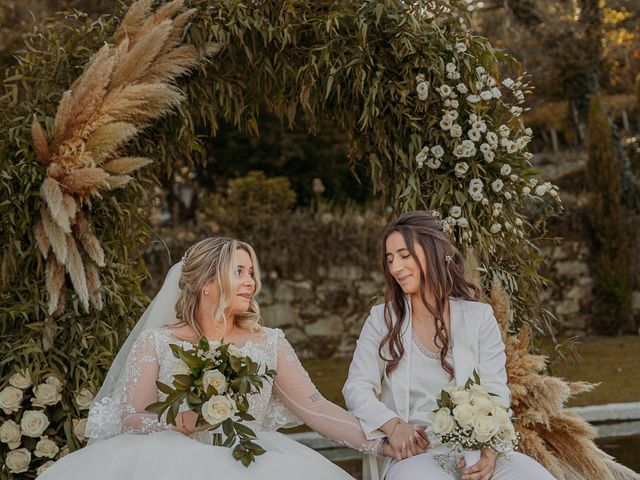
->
38, 237, 418, 480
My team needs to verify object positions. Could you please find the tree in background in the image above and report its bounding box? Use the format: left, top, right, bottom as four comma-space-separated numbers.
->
585, 97, 634, 334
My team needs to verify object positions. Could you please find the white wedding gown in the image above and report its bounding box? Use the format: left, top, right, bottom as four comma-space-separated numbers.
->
38, 327, 380, 479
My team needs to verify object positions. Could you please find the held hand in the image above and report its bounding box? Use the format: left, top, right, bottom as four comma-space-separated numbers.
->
175, 411, 199, 435
383, 419, 430, 460
458, 448, 498, 480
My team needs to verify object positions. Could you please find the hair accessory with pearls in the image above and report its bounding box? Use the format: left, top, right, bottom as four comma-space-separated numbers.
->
444, 255, 453, 263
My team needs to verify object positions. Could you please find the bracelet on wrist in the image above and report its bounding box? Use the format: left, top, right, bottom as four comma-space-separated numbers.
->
377, 437, 388, 457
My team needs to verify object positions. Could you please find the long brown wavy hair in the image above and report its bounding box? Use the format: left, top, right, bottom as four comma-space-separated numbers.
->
379, 211, 480, 378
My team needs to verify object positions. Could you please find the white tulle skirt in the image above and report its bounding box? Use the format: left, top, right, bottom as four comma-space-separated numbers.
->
37, 430, 354, 480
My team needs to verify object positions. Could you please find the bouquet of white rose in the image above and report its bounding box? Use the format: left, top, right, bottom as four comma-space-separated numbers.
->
431, 371, 518, 473
146, 337, 275, 467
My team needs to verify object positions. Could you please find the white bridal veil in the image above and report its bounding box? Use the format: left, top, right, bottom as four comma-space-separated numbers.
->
85, 262, 184, 442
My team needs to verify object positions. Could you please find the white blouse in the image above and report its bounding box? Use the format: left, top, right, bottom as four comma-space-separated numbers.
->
407, 330, 455, 426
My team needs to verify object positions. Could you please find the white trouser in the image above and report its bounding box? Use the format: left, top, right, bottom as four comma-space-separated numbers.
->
386, 451, 555, 480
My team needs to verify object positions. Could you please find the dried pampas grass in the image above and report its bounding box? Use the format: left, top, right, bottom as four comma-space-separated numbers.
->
33, 0, 219, 315
490, 280, 640, 480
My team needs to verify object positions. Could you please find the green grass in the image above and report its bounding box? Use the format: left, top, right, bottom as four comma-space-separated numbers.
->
301, 335, 640, 409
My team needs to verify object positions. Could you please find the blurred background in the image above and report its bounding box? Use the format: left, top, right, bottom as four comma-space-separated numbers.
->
1, 0, 639, 475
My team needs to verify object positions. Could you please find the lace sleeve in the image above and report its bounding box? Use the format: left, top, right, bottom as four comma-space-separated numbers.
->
120, 329, 172, 434
272, 331, 384, 456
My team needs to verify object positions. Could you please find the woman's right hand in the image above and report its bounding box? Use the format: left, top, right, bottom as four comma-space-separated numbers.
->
382, 418, 430, 460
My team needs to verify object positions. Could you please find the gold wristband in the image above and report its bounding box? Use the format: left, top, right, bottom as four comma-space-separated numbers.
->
388, 419, 401, 438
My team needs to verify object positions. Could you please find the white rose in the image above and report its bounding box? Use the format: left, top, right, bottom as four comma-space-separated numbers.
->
21, 410, 50, 437
5, 448, 31, 474
452, 403, 477, 428
449, 206, 462, 218
480, 90, 493, 101
227, 344, 244, 358
466, 94, 481, 104
426, 157, 441, 169
470, 395, 494, 415
45, 376, 63, 393
454, 162, 469, 178
202, 369, 228, 394
500, 164, 512, 176
32, 383, 61, 408
450, 124, 462, 138
433, 407, 455, 435
490, 223, 502, 234
201, 395, 237, 425
0, 420, 21, 445
0, 386, 23, 414
73, 418, 87, 441
449, 388, 471, 405
75, 388, 94, 410
35, 436, 60, 458
490, 406, 512, 430
457, 218, 469, 228
472, 414, 500, 443
491, 179, 504, 192
37, 460, 55, 476
171, 360, 191, 377
431, 145, 444, 158
9, 370, 32, 390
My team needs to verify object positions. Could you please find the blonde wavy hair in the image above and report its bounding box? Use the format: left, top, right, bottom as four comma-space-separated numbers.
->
173, 237, 262, 337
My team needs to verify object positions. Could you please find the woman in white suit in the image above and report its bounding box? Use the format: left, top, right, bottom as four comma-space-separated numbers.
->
343, 211, 555, 480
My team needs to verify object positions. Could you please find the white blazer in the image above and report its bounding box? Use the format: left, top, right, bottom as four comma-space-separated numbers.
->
342, 298, 510, 480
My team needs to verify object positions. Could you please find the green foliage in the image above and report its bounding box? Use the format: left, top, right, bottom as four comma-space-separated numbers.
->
584, 96, 634, 334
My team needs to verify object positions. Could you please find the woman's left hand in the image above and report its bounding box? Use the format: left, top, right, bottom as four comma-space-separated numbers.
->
458, 448, 498, 480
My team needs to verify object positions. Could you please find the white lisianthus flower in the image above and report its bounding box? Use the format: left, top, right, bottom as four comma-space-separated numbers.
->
0, 386, 23, 414
21, 410, 50, 438
472, 415, 500, 443
431, 145, 444, 158
491, 179, 504, 192
466, 94, 481, 104
455, 42, 467, 53
73, 418, 87, 441
498, 125, 510, 137
490, 87, 502, 99
202, 369, 228, 394
502, 78, 515, 89
471, 120, 487, 132
446, 62, 457, 73
0, 420, 21, 446
486, 131, 498, 145
449, 206, 462, 218
426, 157, 441, 169
172, 359, 191, 377
438, 84, 452, 98
453, 144, 467, 158
452, 403, 477, 428
469, 178, 483, 194
456, 83, 468, 94
5, 448, 31, 474
490, 223, 502, 234
75, 388, 94, 410
454, 162, 469, 177
468, 129, 481, 142
9, 371, 32, 390
522, 186, 531, 195
202, 395, 237, 425
32, 383, 61, 408
416, 81, 429, 101
480, 90, 493, 101
457, 217, 469, 228
440, 117, 453, 131
433, 408, 455, 435
450, 124, 462, 138
35, 436, 59, 459
37, 461, 55, 476
480, 143, 492, 154
500, 164, 512, 176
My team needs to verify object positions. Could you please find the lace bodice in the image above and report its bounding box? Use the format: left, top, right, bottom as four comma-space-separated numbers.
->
91, 326, 382, 456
